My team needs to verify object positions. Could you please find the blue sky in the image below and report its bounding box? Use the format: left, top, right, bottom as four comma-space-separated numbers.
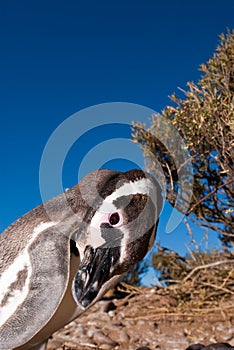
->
0, 0, 233, 256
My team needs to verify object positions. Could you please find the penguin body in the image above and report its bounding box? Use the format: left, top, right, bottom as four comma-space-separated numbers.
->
0, 169, 162, 349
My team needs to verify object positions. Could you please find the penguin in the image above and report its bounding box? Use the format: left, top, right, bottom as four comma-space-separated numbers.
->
0, 169, 162, 350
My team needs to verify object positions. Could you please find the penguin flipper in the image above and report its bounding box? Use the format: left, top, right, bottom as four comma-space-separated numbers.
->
0, 230, 70, 349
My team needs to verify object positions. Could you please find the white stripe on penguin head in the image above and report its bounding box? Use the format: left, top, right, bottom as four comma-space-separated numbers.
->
89, 177, 155, 250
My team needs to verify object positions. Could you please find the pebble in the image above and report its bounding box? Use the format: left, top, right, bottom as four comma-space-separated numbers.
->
73, 325, 85, 335
47, 293, 234, 350
110, 329, 130, 344
220, 334, 233, 342
119, 329, 131, 343
124, 319, 136, 327
108, 310, 116, 318
103, 324, 130, 343
99, 344, 115, 350
93, 330, 118, 347
136, 320, 146, 326
79, 336, 96, 346
86, 327, 100, 338
208, 337, 218, 343
48, 340, 63, 348
118, 311, 125, 319
216, 326, 229, 332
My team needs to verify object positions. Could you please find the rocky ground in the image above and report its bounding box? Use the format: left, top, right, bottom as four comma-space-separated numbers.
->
47, 286, 234, 350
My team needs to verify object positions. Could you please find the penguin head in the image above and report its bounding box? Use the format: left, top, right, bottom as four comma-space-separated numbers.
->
71, 169, 162, 308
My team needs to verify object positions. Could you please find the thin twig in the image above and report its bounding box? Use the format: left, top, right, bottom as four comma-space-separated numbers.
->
125, 304, 234, 321
187, 179, 234, 215
200, 281, 234, 295
220, 268, 234, 289
182, 260, 233, 282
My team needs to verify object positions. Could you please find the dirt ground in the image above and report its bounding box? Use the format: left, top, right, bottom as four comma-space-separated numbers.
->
47, 286, 234, 350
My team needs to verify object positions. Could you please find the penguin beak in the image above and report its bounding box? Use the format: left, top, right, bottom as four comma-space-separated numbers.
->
72, 245, 118, 308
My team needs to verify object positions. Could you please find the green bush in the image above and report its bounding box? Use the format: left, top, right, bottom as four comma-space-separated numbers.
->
132, 30, 234, 246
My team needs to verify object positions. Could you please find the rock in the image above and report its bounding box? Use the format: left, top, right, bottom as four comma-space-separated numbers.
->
78, 336, 97, 346
118, 329, 130, 343
93, 330, 118, 347
73, 325, 85, 335
86, 327, 100, 338
108, 310, 116, 318
47, 340, 63, 348
106, 326, 129, 344
99, 344, 115, 350
220, 334, 234, 342
118, 311, 126, 319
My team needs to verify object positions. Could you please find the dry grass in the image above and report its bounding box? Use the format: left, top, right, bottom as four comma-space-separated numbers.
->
115, 249, 234, 321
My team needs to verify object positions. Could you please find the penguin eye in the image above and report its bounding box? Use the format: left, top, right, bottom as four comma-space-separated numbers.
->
108, 211, 123, 227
